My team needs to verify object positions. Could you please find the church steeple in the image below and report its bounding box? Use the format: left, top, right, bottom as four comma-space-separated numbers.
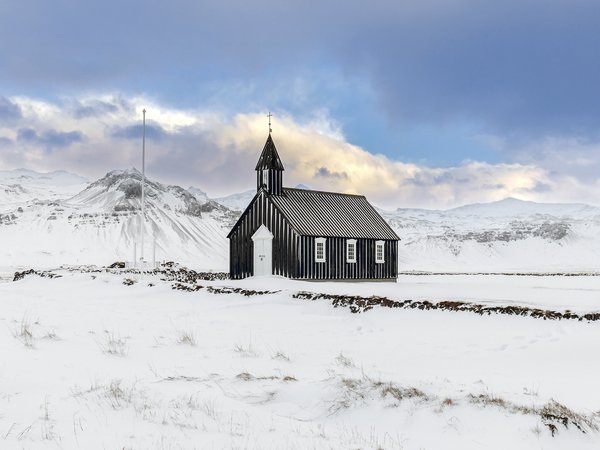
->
255, 134, 284, 195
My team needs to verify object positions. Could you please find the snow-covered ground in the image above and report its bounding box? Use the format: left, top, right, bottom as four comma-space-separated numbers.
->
3, 168, 600, 448
1, 268, 599, 449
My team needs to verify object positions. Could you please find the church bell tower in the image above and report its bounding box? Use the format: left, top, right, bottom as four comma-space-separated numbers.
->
255, 133, 284, 195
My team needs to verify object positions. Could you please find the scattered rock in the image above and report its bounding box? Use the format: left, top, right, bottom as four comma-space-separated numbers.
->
13, 269, 35, 281
293, 291, 600, 322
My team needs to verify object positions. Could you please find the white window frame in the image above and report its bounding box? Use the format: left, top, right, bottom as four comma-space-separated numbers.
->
375, 240, 385, 264
315, 237, 327, 263
346, 239, 357, 263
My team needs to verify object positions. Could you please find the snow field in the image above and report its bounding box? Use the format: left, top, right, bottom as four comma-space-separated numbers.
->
1, 271, 599, 449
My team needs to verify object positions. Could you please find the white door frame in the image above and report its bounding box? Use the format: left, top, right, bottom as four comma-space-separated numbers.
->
252, 225, 273, 277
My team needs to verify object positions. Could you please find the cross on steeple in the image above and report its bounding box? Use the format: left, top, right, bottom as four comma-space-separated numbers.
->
267, 111, 273, 134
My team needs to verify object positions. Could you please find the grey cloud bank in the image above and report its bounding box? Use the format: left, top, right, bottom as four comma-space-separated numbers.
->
0, 97, 22, 123
1, 1, 599, 139
17, 128, 85, 150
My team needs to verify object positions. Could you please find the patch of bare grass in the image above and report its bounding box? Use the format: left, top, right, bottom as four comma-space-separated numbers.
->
233, 341, 258, 357
12, 316, 35, 348
540, 400, 598, 436
40, 398, 57, 441
469, 393, 598, 436
235, 372, 291, 382
377, 382, 428, 403
335, 352, 355, 368
104, 379, 134, 409
331, 376, 596, 437
469, 393, 510, 410
41, 329, 59, 341
333, 375, 428, 413
272, 351, 290, 362
99, 330, 128, 356
176, 330, 196, 346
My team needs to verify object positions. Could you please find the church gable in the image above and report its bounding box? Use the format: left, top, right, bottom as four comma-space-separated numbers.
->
228, 188, 299, 279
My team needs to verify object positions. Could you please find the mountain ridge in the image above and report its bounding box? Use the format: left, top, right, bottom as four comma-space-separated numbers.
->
3, 168, 600, 272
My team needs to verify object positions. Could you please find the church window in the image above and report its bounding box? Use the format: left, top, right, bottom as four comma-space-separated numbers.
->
346, 239, 357, 263
315, 237, 326, 262
375, 241, 385, 263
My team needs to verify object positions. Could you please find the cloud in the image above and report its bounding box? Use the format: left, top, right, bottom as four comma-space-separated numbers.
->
315, 167, 349, 180
484, 135, 600, 182
1, 0, 599, 142
17, 127, 84, 150
0, 136, 13, 146
0, 96, 22, 123
110, 123, 168, 141
71, 99, 120, 119
3, 93, 600, 209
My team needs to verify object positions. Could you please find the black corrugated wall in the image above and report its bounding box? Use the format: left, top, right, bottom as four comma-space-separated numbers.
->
297, 236, 398, 280
229, 192, 299, 279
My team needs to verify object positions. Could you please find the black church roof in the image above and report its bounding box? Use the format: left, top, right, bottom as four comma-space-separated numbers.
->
255, 134, 285, 171
267, 187, 400, 240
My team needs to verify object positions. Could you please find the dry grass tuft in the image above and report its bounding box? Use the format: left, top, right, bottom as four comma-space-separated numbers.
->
469, 393, 509, 409
469, 393, 598, 436
13, 316, 36, 348
236, 372, 254, 381
233, 341, 258, 357
100, 331, 128, 356
104, 379, 134, 409
378, 383, 428, 402
540, 400, 598, 436
176, 330, 196, 346
272, 351, 290, 362
335, 352, 356, 368
442, 397, 455, 407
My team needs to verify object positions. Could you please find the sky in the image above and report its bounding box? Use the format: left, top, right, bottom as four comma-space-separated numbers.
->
1, 0, 600, 209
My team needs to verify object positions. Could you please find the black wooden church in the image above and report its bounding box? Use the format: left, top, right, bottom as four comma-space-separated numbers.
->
227, 134, 400, 280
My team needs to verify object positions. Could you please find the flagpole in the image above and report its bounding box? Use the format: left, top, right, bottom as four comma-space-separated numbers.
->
141, 108, 146, 262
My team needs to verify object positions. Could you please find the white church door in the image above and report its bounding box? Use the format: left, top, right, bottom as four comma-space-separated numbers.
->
252, 225, 273, 277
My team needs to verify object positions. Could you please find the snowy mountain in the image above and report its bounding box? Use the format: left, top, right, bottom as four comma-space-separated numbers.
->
0, 168, 88, 210
4, 168, 600, 273
382, 197, 600, 272
214, 184, 312, 211
0, 169, 236, 270
187, 186, 209, 204
214, 189, 255, 211
442, 197, 598, 218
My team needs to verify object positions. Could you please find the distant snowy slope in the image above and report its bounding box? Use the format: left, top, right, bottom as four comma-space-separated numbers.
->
214, 189, 255, 211
187, 186, 209, 204
4, 168, 600, 273
0, 168, 88, 186
0, 168, 88, 210
382, 198, 600, 272
447, 197, 599, 218
0, 169, 236, 270
214, 184, 311, 211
